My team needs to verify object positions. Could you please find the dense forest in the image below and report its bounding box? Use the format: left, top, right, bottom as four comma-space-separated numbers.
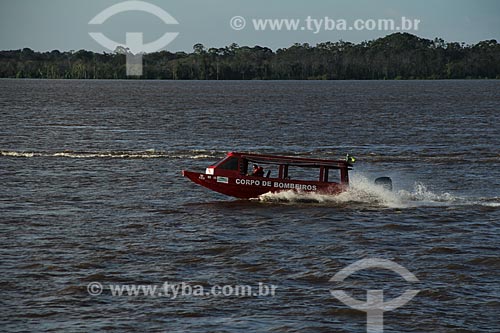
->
1, 33, 499, 80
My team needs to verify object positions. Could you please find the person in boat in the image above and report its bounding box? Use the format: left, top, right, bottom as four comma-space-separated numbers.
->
251, 164, 264, 177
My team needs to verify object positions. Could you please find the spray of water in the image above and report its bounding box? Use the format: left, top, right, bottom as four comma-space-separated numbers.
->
258, 174, 498, 208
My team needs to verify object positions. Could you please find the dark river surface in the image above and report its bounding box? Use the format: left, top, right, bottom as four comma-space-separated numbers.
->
0, 79, 499, 332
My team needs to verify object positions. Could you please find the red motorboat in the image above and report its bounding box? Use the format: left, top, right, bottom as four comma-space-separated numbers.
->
182, 152, 357, 199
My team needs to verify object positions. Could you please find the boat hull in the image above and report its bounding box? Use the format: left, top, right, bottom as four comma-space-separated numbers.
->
182, 170, 345, 199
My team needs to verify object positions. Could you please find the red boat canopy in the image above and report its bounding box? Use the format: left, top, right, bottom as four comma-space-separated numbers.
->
235, 152, 352, 169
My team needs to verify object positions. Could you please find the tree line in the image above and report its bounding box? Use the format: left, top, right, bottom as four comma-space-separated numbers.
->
1, 33, 499, 80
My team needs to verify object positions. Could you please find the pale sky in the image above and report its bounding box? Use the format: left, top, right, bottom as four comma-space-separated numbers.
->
0, 0, 499, 52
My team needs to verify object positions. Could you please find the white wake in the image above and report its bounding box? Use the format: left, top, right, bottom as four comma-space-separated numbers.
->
258, 174, 498, 208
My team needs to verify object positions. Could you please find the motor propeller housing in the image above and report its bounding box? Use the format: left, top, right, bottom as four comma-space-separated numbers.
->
374, 177, 393, 191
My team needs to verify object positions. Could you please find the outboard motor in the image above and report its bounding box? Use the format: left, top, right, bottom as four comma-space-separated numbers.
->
374, 177, 393, 191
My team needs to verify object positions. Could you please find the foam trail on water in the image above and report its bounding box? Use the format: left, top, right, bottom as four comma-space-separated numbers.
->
259, 174, 492, 208
0, 150, 217, 159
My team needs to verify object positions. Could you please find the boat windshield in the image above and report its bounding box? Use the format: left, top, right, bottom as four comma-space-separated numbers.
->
216, 156, 239, 170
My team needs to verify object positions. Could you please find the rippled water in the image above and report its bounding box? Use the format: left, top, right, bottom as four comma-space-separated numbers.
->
0, 79, 499, 332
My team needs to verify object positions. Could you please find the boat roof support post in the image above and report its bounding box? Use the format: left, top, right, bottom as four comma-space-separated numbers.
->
340, 167, 349, 184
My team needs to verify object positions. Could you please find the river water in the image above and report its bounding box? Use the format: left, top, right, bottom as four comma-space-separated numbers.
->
0, 79, 499, 332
